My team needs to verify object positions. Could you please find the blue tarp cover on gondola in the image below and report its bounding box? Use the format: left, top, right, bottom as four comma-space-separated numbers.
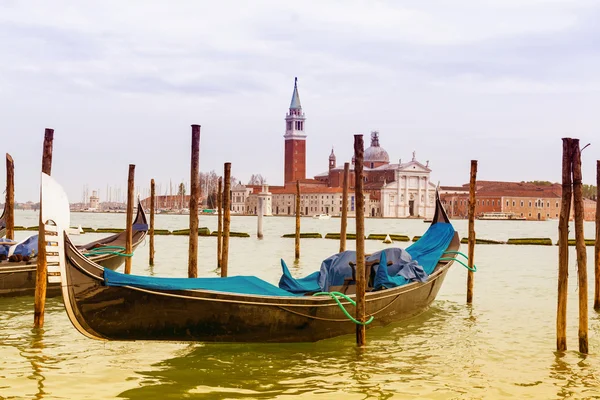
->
104, 268, 298, 297
0, 235, 38, 258
103, 222, 454, 297
279, 222, 456, 293
0, 238, 16, 257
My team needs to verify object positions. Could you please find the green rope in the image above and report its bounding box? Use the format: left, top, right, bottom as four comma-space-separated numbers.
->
313, 291, 374, 325
84, 245, 133, 258
439, 255, 476, 272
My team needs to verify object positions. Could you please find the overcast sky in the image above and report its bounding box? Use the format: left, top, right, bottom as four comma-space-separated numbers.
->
2, 0, 600, 202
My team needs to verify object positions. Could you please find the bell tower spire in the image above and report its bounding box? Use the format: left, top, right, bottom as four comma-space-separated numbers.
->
284, 77, 307, 184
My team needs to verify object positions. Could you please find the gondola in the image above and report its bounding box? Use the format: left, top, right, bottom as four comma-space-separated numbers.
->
0, 198, 148, 297
44, 174, 460, 343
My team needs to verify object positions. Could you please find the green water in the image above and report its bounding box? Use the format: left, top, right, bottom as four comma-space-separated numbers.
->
1, 212, 599, 399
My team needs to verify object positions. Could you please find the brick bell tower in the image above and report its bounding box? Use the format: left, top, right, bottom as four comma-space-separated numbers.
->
284, 77, 306, 184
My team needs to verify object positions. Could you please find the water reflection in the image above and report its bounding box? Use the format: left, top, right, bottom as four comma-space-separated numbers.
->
117, 306, 466, 399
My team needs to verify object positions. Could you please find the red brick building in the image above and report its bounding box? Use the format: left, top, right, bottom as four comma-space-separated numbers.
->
440, 181, 597, 221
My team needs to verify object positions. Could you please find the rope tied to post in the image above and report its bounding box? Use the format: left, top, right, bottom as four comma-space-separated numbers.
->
313, 291, 374, 325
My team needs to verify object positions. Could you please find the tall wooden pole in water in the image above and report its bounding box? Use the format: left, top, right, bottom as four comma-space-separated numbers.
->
221, 163, 231, 277
557, 138, 573, 352
595, 160, 600, 311
149, 179, 155, 266
571, 139, 588, 354
188, 124, 201, 278
124, 164, 135, 275
5, 154, 14, 240
354, 134, 366, 346
34, 128, 54, 328
295, 180, 301, 260
217, 177, 223, 269
339, 162, 350, 253
257, 197, 264, 239
467, 160, 477, 304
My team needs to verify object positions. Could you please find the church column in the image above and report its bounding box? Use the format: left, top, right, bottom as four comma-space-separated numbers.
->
417, 175, 422, 216
424, 177, 429, 218
396, 171, 401, 217
404, 176, 409, 216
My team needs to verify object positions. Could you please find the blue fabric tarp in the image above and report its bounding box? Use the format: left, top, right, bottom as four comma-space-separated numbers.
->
103, 268, 297, 297
279, 222, 456, 293
0, 238, 16, 257
0, 235, 38, 258
279, 259, 321, 294
13, 235, 38, 257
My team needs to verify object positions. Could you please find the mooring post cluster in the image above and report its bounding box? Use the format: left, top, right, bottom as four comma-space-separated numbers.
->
557, 138, 588, 354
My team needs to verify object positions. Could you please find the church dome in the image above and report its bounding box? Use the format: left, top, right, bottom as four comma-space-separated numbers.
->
364, 131, 389, 163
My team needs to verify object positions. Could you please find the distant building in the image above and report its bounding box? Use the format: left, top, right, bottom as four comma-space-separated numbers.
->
89, 191, 99, 210
440, 181, 597, 221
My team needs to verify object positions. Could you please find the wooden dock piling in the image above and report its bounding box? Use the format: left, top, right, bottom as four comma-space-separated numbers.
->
340, 162, 349, 253
188, 124, 201, 278
217, 177, 223, 269
5, 154, 14, 240
221, 163, 231, 277
295, 180, 300, 260
557, 138, 573, 352
124, 164, 135, 275
149, 179, 155, 266
34, 128, 54, 329
354, 134, 366, 346
595, 160, 600, 311
571, 139, 588, 353
467, 160, 477, 304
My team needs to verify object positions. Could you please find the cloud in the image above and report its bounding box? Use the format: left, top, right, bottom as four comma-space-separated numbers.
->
1, 0, 600, 202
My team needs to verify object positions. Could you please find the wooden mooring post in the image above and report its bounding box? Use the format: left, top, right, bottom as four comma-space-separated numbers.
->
221, 163, 231, 277
149, 179, 155, 266
595, 160, 600, 311
354, 134, 366, 346
124, 164, 135, 275
571, 139, 588, 354
295, 180, 300, 260
188, 124, 201, 278
217, 177, 223, 269
339, 162, 349, 253
557, 138, 573, 351
34, 128, 54, 328
5, 154, 14, 240
467, 160, 477, 304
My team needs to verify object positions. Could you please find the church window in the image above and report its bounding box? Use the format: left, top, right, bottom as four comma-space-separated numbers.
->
528, 201, 532, 207
512, 201, 516, 206
287, 121, 292, 130
506, 201, 509, 206
520, 201, 524, 207
547, 202, 550, 207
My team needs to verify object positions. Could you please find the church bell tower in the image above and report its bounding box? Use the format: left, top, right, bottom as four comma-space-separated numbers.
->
284, 77, 306, 184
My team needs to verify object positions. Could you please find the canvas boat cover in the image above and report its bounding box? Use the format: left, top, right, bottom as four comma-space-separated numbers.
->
103, 222, 454, 297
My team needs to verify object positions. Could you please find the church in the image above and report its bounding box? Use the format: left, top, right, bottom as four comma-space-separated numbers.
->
231, 78, 437, 218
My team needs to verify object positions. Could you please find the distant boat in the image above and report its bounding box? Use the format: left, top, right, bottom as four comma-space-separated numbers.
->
312, 214, 331, 220
478, 212, 526, 221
